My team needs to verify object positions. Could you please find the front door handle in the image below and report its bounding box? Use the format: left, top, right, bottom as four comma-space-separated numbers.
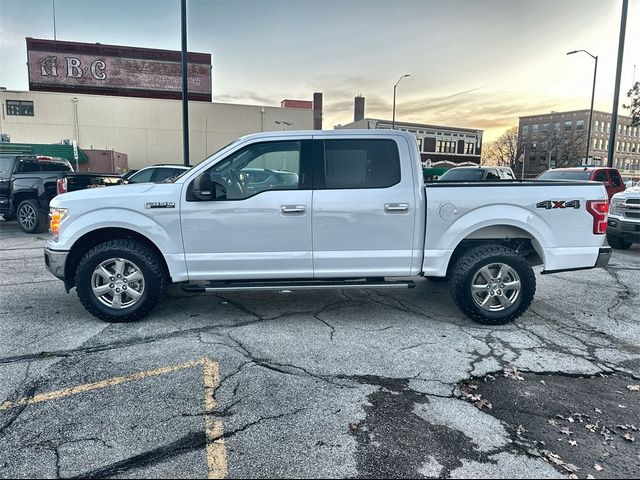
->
281, 205, 306, 214
384, 203, 409, 213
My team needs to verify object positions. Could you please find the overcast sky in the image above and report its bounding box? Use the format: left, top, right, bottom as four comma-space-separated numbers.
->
1, 0, 639, 141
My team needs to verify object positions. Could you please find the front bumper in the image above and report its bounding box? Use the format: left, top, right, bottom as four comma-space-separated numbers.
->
607, 217, 640, 243
44, 247, 68, 280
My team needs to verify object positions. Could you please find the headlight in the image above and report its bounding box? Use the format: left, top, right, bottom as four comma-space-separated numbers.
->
49, 207, 68, 239
609, 199, 622, 216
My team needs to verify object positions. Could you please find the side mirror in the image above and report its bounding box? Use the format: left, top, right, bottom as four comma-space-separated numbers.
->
192, 173, 227, 201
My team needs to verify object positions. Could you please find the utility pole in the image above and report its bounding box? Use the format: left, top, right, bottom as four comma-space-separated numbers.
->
181, 0, 190, 167
607, 0, 628, 168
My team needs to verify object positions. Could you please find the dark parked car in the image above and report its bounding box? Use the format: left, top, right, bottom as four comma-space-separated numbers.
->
536, 167, 625, 200
437, 166, 516, 181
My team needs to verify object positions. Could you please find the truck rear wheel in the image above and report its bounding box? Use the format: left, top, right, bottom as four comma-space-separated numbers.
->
607, 233, 633, 250
451, 245, 535, 325
75, 239, 167, 322
17, 199, 48, 234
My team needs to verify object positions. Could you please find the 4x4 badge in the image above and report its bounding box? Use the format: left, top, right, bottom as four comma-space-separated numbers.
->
536, 200, 580, 209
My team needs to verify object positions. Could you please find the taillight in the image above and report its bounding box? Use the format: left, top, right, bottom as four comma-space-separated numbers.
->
57, 177, 67, 194
586, 200, 609, 235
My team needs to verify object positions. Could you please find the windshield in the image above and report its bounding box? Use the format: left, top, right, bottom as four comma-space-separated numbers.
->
0, 157, 15, 176
537, 171, 591, 181
439, 168, 485, 181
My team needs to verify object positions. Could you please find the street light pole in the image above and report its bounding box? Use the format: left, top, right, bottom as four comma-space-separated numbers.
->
567, 50, 597, 165
392, 74, 410, 130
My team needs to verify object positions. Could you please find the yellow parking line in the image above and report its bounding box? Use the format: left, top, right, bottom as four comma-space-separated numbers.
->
0, 357, 228, 479
202, 358, 228, 479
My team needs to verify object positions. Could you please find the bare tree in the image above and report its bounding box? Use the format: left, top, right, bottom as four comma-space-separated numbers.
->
624, 81, 640, 127
532, 123, 587, 168
490, 126, 519, 169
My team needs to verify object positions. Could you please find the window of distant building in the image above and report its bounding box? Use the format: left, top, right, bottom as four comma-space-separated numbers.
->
616, 141, 620, 151
555, 122, 561, 131
576, 120, 584, 130
564, 121, 572, 131
532, 124, 539, 135
465, 142, 475, 154
542, 123, 550, 133
529, 156, 536, 163
6, 100, 34, 116
521, 125, 529, 136
595, 120, 599, 131
607, 122, 610, 133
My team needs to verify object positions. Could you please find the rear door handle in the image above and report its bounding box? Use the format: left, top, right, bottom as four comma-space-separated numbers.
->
281, 205, 306, 214
384, 203, 409, 213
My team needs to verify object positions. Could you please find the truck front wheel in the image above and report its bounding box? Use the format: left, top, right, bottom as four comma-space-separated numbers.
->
75, 239, 167, 322
451, 245, 535, 325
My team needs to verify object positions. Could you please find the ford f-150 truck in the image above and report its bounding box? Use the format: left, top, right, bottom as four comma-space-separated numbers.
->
607, 185, 640, 249
44, 130, 612, 325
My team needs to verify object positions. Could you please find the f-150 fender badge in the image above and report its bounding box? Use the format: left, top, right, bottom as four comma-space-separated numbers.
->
536, 200, 580, 209
145, 202, 176, 209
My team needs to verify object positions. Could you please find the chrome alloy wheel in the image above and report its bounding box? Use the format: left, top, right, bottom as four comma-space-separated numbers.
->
470, 262, 521, 312
91, 258, 145, 309
18, 203, 37, 231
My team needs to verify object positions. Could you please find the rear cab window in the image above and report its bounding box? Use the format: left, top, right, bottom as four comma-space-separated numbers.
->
316, 139, 401, 189
537, 171, 591, 181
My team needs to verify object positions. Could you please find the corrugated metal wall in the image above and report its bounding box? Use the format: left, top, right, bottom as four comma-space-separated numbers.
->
0, 90, 314, 169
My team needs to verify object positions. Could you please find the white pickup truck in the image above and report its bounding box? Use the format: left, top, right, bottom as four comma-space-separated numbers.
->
44, 130, 611, 325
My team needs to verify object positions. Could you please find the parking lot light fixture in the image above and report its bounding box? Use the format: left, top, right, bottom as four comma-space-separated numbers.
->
275, 120, 293, 131
567, 50, 598, 165
392, 74, 410, 130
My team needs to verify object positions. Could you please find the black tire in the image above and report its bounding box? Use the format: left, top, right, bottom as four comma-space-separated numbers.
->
75, 239, 167, 323
17, 199, 48, 234
450, 244, 536, 325
607, 233, 633, 250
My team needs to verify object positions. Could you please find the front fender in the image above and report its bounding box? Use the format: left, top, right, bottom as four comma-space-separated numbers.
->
56, 208, 182, 255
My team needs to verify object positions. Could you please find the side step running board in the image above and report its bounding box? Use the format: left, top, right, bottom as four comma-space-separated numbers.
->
181, 279, 416, 293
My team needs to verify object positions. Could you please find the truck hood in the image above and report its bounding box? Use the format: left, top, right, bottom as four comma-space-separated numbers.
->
50, 183, 159, 207
612, 186, 640, 201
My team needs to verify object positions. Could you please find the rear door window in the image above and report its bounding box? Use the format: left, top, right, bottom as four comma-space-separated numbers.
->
318, 139, 400, 189
128, 168, 154, 183
17, 158, 41, 173
152, 168, 177, 183
593, 170, 609, 183
40, 160, 72, 172
610, 170, 622, 188
485, 170, 500, 180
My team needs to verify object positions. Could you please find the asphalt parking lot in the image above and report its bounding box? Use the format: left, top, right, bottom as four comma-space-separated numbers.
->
1, 219, 639, 479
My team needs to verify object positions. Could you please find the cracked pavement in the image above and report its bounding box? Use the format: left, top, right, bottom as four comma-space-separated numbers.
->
1, 219, 639, 478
